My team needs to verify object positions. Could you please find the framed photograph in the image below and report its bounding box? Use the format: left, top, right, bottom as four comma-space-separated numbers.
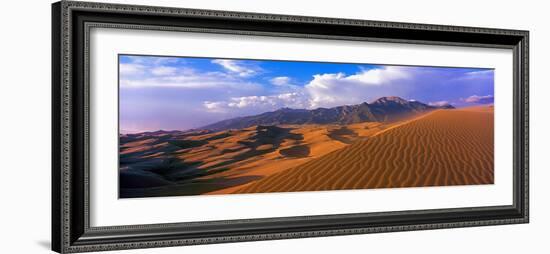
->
52, 1, 529, 253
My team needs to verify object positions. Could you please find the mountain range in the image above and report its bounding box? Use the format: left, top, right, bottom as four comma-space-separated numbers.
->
200, 96, 454, 131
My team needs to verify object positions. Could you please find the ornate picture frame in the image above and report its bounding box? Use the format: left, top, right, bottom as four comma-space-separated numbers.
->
52, 1, 529, 253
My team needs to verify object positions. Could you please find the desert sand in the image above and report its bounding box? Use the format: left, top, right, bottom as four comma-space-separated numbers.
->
119, 106, 493, 198
119, 120, 395, 197
235, 107, 494, 194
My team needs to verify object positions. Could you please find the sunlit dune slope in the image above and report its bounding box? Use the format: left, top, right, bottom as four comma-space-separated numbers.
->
235, 108, 494, 194
118, 121, 393, 197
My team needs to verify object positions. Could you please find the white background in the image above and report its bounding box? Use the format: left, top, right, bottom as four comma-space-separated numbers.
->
0, 0, 547, 253
91, 28, 513, 226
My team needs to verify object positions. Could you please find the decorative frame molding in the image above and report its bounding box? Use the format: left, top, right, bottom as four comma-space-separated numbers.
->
52, 1, 529, 253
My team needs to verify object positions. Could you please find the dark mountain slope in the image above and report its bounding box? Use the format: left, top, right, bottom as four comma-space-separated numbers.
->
201, 96, 454, 131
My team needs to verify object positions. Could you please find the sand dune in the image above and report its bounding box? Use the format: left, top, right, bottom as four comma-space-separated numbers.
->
235, 107, 494, 194
119, 121, 394, 197
119, 106, 493, 198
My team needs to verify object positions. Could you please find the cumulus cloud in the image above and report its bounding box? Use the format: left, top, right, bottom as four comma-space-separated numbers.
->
211, 59, 259, 77
305, 66, 412, 108
429, 101, 450, 107
345, 66, 410, 84
270, 76, 291, 86
203, 101, 227, 113
464, 95, 494, 104
202, 66, 415, 112
121, 55, 495, 131
203, 92, 309, 113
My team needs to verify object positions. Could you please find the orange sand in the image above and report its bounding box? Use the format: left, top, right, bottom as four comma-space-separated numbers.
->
235, 107, 494, 194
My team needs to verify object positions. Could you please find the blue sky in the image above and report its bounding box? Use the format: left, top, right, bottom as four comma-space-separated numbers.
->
119, 55, 494, 133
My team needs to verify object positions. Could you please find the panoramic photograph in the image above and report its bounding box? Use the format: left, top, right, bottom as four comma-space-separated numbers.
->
118, 55, 495, 198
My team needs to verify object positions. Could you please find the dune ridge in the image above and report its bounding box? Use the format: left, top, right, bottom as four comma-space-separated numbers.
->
119, 120, 393, 197
235, 108, 494, 194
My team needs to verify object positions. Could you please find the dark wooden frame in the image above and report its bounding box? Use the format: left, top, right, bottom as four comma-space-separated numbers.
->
52, 1, 529, 253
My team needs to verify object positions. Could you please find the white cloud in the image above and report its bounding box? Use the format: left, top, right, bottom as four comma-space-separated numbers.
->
203, 101, 227, 113
464, 94, 494, 104
119, 63, 145, 75
456, 69, 494, 81
203, 66, 415, 111
466, 70, 494, 76
120, 73, 260, 90
120, 57, 260, 91
211, 59, 258, 77
120, 56, 186, 80
124, 56, 181, 65
429, 101, 450, 107
151, 66, 177, 76
305, 66, 411, 108
270, 76, 291, 86
346, 66, 410, 84
204, 92, 309, 112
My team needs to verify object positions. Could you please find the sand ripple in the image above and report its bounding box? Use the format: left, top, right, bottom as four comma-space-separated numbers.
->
236, 109, 494, 193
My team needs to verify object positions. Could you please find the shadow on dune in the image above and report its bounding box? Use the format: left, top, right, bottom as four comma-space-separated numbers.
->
186, 125, 304, 172
119, 125, 307, 198
279, 145, 310, 158
327, 126, 358, 144
119, 175, 263, 198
